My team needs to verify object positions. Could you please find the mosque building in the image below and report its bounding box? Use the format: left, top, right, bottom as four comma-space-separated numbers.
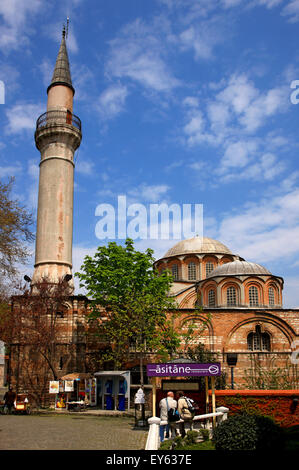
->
154, 236, 293, 387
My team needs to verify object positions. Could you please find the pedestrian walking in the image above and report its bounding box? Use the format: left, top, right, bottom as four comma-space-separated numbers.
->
177, 390, 195, 437
3, 387, 16, 414
159, 391, 178, 442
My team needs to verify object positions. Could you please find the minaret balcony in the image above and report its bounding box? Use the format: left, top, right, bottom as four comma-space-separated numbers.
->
35, 109, 82, 151
36, 109, 81, 131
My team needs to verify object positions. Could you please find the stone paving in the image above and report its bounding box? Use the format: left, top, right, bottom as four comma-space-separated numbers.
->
0, 413, 148, 450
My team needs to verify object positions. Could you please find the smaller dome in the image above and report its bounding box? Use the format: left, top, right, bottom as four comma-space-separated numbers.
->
206, 260, 272, 278
163, 236, 232, 258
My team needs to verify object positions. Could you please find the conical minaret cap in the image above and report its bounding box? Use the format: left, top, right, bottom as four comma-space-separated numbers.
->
47, 30, 75, 95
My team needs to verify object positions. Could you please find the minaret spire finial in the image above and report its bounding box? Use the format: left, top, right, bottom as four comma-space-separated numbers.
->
62, 18, 69, 39
47, 20, 74, 95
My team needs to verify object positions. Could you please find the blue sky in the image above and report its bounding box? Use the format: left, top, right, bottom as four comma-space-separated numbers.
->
1, 0, 299, 306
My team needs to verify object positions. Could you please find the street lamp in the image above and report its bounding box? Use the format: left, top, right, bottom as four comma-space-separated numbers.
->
226, 353, 238, 389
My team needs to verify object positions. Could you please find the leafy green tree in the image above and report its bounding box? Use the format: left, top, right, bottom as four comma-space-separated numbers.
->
76, 239, 180, 384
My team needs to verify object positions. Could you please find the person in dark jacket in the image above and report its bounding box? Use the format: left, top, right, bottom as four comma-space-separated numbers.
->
3, 387, 16, 414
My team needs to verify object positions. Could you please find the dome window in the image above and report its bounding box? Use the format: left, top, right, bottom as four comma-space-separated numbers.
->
171, 264, 178, 280
247, 326, 270, 351
188, 262, 197, 281
205, 262, 214, 277
249, 286, 259, 307
227, 286, 236, 306
208, 289, 216, 307
268, 287, 275, 306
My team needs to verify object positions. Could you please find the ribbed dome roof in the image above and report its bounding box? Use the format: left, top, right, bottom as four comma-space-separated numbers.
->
206, 260, 272, 278
163, 237, 232, 258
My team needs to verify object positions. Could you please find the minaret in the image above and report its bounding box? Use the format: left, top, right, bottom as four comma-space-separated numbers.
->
32, 27, 82, 287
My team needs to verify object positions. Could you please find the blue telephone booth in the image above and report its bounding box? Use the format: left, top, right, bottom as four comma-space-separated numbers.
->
94, 371, 131, 411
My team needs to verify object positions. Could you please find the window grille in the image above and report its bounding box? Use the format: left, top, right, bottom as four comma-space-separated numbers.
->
205, 262, 214, 277
171, 264, 178, 280
247, 326, 270, 351
227, 286, 236, 306
208, 289, 216, 307
249, 286, 259, 306
188, 262, 197, 280
268, 287, 275, 306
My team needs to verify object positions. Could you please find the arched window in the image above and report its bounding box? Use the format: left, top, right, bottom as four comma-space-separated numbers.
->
268, 287, 275, 306
208, 289, 216, 307
247, 326, 270, 351
205, 262, 214, 277
171, 264, 178, 280
249, 286, 259, 307
227, 286, 236, 306
188, 262, 197, 281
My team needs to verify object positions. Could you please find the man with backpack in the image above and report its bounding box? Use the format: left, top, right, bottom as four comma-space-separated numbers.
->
177, 390, 195, 437
159, 391, 178, 442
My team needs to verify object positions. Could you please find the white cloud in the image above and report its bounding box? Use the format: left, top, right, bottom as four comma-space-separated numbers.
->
45, 22, 79, 54
76, 159, 96, 176
179, 26, 215, 60
5, 103, 44, 135
72, 244, 98, 293
0, 162, 22, 178
183, 96, 200, 108
217, 187, 299, 263
27, 159, 39, 210
281, 0, 299, 22
128, 183, 170, 203
183, 111, 205, 137
106, 19, 180, 92
249, 0, 283, 8
282, 276, 299, 308
220, 140, 257, 170
181, 72, 290, 184
0, 0, 43, 51
39, 58, 53, 88
97, 84, 128, 120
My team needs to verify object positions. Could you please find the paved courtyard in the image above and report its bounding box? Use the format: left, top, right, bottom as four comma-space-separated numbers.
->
0, 413, 148, 450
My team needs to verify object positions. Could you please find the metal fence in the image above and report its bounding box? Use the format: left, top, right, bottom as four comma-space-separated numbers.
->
36, 110, 81, 131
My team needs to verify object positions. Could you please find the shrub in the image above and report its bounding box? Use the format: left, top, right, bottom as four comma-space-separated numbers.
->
159, 440, 173, 450
199, 428, 210, 441
254, 415, 284, 450
185, 430, 199, 445
213, 414, 257, 451
213, 413, 284, 451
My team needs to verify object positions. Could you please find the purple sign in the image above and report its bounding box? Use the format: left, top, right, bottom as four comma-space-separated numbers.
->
147, 363, 221, 377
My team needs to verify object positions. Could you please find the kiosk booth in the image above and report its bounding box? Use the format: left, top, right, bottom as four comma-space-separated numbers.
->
50, 373, 97, 410
94, 371, 130, 411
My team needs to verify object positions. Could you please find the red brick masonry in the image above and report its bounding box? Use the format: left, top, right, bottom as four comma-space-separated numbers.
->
210, 390, 299, 427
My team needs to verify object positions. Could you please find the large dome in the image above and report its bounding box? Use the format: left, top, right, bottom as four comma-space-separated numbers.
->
206, 260, 272, 278
163, 236, 232, 258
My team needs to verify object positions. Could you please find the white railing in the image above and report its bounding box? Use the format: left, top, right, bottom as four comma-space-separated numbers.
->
145, 406, 229, 451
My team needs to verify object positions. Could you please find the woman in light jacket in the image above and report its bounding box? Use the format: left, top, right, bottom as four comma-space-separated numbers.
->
177, 390, 193, 437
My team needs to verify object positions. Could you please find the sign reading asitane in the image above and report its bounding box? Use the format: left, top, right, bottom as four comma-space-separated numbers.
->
147, 363, 221, 377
